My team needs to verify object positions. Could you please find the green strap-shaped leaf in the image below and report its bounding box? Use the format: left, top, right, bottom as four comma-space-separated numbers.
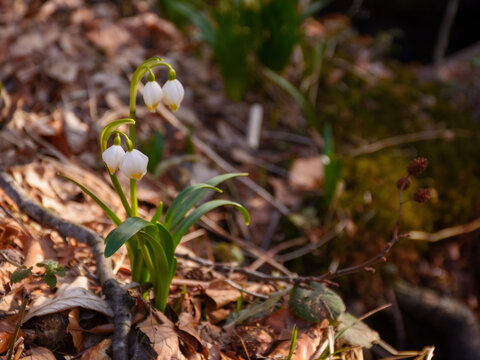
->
151, 201, 163, 223
172, 199, 250, 246
100, 118, 135, 152
163, 183, 221, 229
59, 174, 122, 226
137, 230, 171, 311
165, 173, 248, 230
104, 217, 152, 257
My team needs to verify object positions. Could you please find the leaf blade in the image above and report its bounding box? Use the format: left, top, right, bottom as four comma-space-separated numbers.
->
172, 199, 249, 246
104, 217, 153, 257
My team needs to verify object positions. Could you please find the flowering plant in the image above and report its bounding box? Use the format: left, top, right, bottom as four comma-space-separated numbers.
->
62, 57, 249, 311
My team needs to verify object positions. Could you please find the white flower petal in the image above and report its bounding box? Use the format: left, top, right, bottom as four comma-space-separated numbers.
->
143, 81, 163, 112
119, 149, 149, 180
102, 145, 125, 174
162, 79, 184, 112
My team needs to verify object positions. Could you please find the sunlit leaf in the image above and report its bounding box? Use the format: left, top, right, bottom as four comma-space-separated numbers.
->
104, 217, 152, 257
165, 173, 247, 231
11, 267, 32, 284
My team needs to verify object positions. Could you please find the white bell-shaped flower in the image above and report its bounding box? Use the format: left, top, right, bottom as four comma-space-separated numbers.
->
102, 145, 125, 174
162, 79, 184, 111
143, 81, 163, 112
120, 149, 149, 181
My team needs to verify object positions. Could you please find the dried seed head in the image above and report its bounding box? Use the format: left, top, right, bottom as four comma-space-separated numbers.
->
397, 176, 411, 190
407, 157, 428, 176
413, 188, 431, 203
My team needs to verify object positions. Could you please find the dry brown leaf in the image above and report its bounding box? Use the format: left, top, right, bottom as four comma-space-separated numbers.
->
20, 346, 56, 360
177, 312, 208, 357
0, 318, 17, 353
86, 23, 131, 57
67, 307, 84, 352
23, 235, 57, 269
80, 338, 112, 360
288, 156, 326, 191
268, 323, 324, 360
23, 276, 113, 323
63, 109, 88, 151
205, 288, 241, 309
137, 310, 187, 360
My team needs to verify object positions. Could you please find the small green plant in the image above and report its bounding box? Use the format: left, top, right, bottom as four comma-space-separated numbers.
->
287, 324, 298, 360
61, 57, 249, 312
11, 259, 65, 289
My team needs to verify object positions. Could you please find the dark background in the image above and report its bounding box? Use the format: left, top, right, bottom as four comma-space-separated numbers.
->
321, 0, 480, 63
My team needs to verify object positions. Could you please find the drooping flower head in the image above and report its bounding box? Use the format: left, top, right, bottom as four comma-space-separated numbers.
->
162, 79, 184, 112
143, 81, 163, 112
102, 145, 125, 174
120, 149, 149, 181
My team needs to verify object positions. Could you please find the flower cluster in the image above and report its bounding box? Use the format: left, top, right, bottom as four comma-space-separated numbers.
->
143, 79, 184, 112
103, 146, 148, 180
102, 73, 185, 181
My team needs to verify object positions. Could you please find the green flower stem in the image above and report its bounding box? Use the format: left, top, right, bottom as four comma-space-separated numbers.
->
126, 57, 176, 298
111, 130, 133, 151
109, 174, 132, 216
130, 179, 137, 216
128, 57, 175, 216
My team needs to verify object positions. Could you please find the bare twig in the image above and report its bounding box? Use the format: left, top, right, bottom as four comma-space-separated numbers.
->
175, 253, 335, 286
199, 215, 294, 276
408, 217, 480, 242
0, 170, 132, 360
223, 278, 269, 299
326, 187, 405, 280
275, 220, 347, 262
433, 0, 460, 67
157, 104, 291, 216
6, 290, 28, 360
347, 129, 469, 157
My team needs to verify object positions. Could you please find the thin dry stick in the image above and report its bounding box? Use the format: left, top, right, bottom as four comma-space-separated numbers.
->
6, 291, 28, 360
275, 220, 347, 262
0, 171, 132, 360
157, 104, 290, 216
248, 237, 307, 271
326, 187, 405, 280
224, 278, 269, 299
433, 0, 460, 66
199, 215, 293, 276
175, 253, 335, 286
347, 128, 469, 157
408, 217, 480, 242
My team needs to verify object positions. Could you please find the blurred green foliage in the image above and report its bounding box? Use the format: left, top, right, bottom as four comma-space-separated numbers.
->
158, 0, 332, 100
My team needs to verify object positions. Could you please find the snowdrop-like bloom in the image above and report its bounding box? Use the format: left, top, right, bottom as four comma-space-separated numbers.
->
120, 149, 149, 181
162, 79, 184, 111
143, 81, 163, 112
102, 145, 125, 174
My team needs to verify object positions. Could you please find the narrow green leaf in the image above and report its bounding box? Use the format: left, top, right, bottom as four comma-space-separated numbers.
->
287, 325, 298, 360
104, 217, 153, 257
58, 174, 122, 226
263, 68, 316, 128
151, 201, 163, 223
165, 173, 248, 230
100, 118, 135, 152
137, 231, 171, 311
172, 199, 250, 246
163, 183, 222, 229
10, 267, 32, 284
